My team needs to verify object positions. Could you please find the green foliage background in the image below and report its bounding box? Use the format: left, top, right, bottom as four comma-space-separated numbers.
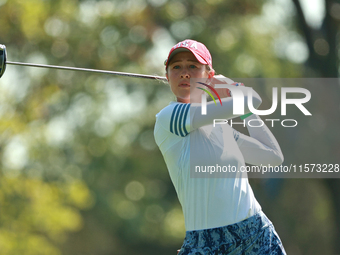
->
0, 0, 339, 254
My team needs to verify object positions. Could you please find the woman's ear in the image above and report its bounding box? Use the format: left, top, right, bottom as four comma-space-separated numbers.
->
208, 69, 215, 78
206, 69, 215, 85
166, 72, 169, 81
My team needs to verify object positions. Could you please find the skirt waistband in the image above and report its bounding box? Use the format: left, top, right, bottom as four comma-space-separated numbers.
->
183, 211, 272, 249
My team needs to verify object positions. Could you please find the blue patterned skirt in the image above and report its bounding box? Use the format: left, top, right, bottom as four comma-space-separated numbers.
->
178, 211, 286, 255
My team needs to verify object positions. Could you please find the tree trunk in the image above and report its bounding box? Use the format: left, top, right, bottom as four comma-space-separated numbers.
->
292, 0, 340, 252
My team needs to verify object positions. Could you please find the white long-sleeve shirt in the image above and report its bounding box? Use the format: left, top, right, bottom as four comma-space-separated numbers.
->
154, 89, 283, 231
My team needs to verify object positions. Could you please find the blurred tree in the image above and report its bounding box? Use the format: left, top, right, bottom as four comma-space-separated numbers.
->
291, 0, 340, 253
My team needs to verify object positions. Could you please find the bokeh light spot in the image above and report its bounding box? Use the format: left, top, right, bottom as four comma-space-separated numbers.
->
125, 181, 145, 201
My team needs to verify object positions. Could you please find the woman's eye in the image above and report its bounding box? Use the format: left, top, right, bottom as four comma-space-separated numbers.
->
189, 65, 197, 69
173, 65, 180, 69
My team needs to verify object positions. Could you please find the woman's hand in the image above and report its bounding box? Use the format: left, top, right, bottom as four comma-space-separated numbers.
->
209, 75, 244, 98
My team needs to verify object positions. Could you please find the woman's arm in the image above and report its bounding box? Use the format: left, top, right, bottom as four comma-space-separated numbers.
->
190, 85, 262, 130
235, 114, 284, 166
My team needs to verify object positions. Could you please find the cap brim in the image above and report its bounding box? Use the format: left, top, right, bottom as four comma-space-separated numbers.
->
166, 48, 209, 67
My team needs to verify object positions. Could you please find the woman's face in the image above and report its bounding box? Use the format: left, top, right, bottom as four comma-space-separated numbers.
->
166, 51, 211, 104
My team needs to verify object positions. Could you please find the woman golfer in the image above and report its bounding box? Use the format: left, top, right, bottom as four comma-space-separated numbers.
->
154, 39, 286, 254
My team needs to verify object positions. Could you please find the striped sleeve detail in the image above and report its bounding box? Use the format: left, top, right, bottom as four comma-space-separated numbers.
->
170, 103, 190, 137
233, 129, 240, 141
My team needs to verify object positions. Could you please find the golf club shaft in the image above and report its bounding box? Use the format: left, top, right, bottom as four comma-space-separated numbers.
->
6, 61, 167, 81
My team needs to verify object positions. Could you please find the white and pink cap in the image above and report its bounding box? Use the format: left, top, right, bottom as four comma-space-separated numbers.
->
164, 39, 213, 69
